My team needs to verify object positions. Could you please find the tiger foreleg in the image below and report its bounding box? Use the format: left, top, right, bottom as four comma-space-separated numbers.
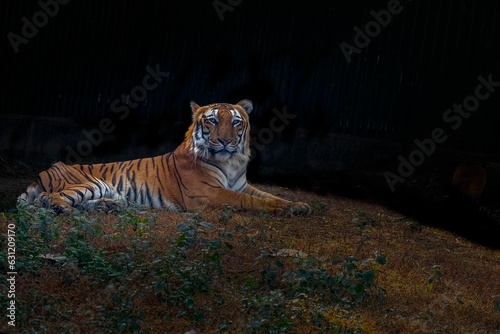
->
242, 184, 285, 201
194, 188, 311, 216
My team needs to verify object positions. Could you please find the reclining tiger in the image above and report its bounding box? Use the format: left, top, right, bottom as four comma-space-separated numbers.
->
18, 100, 311, 215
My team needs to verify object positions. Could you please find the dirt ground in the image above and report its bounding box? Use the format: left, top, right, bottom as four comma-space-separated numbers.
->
1, 174, 500, 332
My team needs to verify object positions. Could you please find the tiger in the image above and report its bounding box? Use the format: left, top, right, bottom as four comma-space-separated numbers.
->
17, 100, 311, 216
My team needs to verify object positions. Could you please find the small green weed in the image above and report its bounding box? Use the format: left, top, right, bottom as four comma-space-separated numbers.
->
427, 265, 442, 291
153, 215, 234, 325
311, 200, 328, 213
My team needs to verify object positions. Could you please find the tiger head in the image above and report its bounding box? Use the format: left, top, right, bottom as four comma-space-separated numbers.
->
186, 99, 253, 165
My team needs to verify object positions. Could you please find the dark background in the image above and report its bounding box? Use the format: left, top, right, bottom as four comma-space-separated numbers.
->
1, 0, 500, 245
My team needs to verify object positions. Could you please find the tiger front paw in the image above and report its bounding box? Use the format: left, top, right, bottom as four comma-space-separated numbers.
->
80, 198, 127, 213
273, 200, 311, 216
289, 201, 312, 215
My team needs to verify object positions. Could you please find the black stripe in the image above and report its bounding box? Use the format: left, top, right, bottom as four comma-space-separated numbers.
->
139, 187, 145, 204
144, 160, 149, 177
201, 180, 223, 189
235, 169, 246, 181
37, 175, 47, 191
158, 192, 164, 207
145, 186, 153, 207
132, 184, 138, 202
158, 155, 168, 185
125, 164, 132, 185
81, 173, 105, 191
50, 166, 64, 183
43, 171, 54, 191
74, 189, 85, 200
170, 153, 187, 210
86, 185, 95, 199
130, 170, 136, 187
54, 164, 79, 183
117, 175, 124, 192
101, 164, 108, 179
60, 192, 75, 205
202, 160, 225, 175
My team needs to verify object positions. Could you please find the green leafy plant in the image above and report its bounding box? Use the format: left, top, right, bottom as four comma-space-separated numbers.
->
247, 234, 387, 332
218, 206, 235, 224
311, 200, 328, 213
352, 211, 379, 250
243, 290, 294, 333
153, 215, 234, 325
10, 206, 58, 274
427, 265, 442, 291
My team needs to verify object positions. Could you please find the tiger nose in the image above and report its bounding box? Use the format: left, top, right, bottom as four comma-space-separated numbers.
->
219, 138, 231, 146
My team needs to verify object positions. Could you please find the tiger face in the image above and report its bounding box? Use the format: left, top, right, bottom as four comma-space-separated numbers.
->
189, 100, 253, 164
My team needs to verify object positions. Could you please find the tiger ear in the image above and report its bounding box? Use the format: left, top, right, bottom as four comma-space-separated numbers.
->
189, 101, 200, 122
190, 101, 200, 114
237, 99, 253, 114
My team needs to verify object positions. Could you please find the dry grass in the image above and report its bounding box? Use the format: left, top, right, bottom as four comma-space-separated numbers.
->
1, 185, 499, 333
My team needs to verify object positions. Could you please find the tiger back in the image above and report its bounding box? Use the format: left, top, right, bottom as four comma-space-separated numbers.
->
18, 100, 311, 215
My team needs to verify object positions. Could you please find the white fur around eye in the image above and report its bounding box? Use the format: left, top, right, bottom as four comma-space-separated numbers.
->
206, 117, 218, 125
231, 109, 243, 126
